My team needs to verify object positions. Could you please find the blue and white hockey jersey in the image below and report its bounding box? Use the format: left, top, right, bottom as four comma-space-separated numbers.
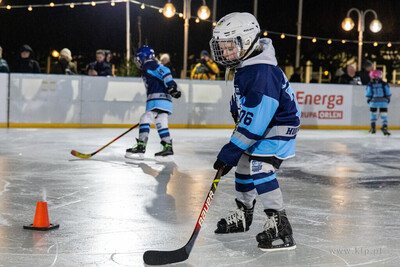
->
141, 60, 177, 114
218, 38, 301, 167
366, 80, 391, 108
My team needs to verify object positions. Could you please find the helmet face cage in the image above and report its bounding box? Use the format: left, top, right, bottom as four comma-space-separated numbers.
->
209, 37, 243, 68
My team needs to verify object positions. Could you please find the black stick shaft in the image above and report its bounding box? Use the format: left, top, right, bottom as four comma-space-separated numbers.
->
143, 168, 223, 265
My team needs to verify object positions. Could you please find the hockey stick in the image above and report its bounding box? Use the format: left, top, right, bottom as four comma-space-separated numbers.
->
70, 123, 139, 159
143, 167, 224, 265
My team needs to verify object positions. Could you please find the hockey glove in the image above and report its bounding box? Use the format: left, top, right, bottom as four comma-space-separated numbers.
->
213, 158, 233, 176
169, 88, 181, 98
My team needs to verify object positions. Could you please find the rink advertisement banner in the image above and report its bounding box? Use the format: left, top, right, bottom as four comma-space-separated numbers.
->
292, 83, 353, 125
0, 73, 8, 125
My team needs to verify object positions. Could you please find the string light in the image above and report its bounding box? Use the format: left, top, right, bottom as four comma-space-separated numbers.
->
0, 0, 398, 49
358, 41, 363, 46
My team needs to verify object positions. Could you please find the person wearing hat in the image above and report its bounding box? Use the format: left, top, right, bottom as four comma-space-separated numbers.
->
50, 48, 77, 75
12, 44, 41, 73
190, 50, 219, 80
0, 46, 9, 73
160, 53, 176, 78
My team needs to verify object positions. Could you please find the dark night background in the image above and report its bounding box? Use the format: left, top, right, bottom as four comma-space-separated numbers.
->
0, 0, 399, 77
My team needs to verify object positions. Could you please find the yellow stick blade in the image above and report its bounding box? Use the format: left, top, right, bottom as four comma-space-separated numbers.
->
70, 150, 92, 159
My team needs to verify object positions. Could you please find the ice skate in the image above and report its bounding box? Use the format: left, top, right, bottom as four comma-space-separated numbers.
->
256, 209, 296, 251
215, 199, 256, 234
125, 139, 146, 160
369, 122, 376, 134
154, 140, 174, 161
381, 125, 391, 136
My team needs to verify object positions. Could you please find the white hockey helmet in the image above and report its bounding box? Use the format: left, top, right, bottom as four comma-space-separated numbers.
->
209, 12, 261, 67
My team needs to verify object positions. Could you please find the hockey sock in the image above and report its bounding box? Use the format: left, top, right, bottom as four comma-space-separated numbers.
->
370, 112, 377, 124
139, 123, 150, 142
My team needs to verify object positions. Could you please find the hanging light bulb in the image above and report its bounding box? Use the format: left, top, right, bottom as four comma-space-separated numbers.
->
179, 13, 183, 18
369, 19, 382, 33
50, 2, 55, 7
197, 5, 210, 20
195, 18, 200, 23
158, 9, 163, 13
327, 39, 332, 44
359, 41, 363, 46
140, 3, 145, 9
110, 1, 115, 6
163, 2, 176, 18
312, 38, 317, 43
28, 5, 33, 11
6, 5, 11, 9
263, 31, 268, 37
280, 34, 285, 39
373, 42, 378, 47
341, 17, 355, 31
387, 42, 392, 47
342, 40, 346, 44
297, 35, 302, 40
212, 22, 217, 26
91, 1, 96, 6
70, 3, 75, 8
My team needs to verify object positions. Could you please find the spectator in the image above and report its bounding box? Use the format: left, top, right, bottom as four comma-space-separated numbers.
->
190, 50, 219, 80
332, 68, 344, 83
0, 46, 9, 73
12, 44, 41, 73
87, 49, 112, 76
104, 50, 115, 76
339, 64, 362, 85
357, 60, 374, 85
160, 53, 176, 77
50, 48, 77, 75
289, 67, 302, 82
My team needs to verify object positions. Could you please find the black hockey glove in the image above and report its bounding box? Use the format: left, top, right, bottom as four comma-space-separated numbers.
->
168, 88, 181, 99
231, 111, 239, 124
213, 159, 233, 176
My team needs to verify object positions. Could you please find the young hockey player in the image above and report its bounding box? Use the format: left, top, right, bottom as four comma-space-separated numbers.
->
125, 45, 181, 159
209, 12, 300, 251
366, 69, 391, 136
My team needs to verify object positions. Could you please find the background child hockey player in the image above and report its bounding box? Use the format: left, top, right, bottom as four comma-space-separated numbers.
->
209, 12, 300, 251
125, 45, 181, 159
366, 69, 391, 136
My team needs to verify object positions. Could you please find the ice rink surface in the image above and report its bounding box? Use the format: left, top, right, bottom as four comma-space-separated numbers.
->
0, 128, 400, 267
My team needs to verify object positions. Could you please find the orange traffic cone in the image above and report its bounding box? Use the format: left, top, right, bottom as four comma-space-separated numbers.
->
23, 201, 59, 231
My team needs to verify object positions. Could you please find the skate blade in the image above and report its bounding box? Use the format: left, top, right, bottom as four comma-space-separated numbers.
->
259, 245, 296, 252
125, 153, 145, 160
154, 155, 174, 162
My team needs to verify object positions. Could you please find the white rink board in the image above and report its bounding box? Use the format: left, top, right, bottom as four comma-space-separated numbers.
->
3, 73, 400, 127
0, 73, 8, 124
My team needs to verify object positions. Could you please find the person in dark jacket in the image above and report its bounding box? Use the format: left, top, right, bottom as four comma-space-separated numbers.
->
12, 44, 41, 73
0, 46, 9, 73
87, 50, 112, 76
356, 60, 373, 85
339, 64, 361, 85
50, 48, 77, 75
